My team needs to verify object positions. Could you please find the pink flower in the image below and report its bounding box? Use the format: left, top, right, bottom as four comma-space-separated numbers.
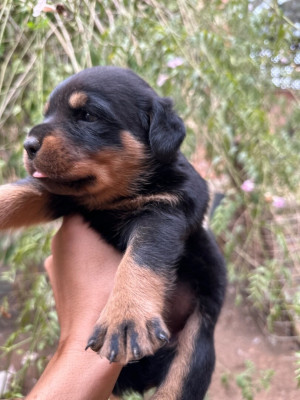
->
167, 57, 184, 69
33, 0, 47, 17
280, 57, 289, 64
272, 196, 285, 208
156, 74, 169, 87
241, 180, 255, 192
33, 0, 56, 17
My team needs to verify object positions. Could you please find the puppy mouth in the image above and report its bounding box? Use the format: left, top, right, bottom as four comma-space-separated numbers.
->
32, 167, 96, 193
33, 170, 49, 179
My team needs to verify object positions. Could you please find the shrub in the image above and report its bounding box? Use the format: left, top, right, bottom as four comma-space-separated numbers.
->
0, 0, 299, 396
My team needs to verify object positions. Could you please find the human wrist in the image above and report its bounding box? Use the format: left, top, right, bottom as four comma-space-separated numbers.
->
28, 333, 123, 400
57, 323, 95, 355
57, 301, 107, 344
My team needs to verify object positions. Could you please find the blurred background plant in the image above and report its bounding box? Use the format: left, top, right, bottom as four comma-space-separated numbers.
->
0, 0, 299, 397
221, 359, 275, 400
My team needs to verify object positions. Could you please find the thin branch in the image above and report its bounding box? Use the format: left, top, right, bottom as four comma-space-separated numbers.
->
52, 14, 80, 72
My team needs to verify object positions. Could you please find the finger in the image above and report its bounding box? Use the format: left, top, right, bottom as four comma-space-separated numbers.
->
44, 255, 53, 277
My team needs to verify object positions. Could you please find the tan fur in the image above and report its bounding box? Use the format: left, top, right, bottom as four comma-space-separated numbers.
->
40, 133, 75, 161
24, 126, 149, 203
25, 130, 147, 201
104, 193, 180, 211
36, 134, 77, 176
24, 130, 78, 182
77, 131, 147, 207
0, 182, 51, 229
95, 245, 169, 364
151, 310, 201, 400
68, 91, 88, 108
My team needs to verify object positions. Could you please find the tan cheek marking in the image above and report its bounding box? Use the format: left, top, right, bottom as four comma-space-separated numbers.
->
69, 91, 88, 108
96, 131, 145, 190
0, 182, 52, 229
152, 310, 201, 400
29, 129, 146, 200
76, 131, 147, 207
121, 130, 145, 155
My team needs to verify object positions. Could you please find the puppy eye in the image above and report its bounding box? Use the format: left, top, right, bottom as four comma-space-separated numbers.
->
82, 111, 98, 122
76, 110, 98, 122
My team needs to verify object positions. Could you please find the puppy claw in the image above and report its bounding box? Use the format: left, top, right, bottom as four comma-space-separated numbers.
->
157, 332, 169, 343
85, 338, 96, 351
86, 325, 107, 353
147, 318, 170, 345
109, 349, 117, 363
132, 346, 141, 359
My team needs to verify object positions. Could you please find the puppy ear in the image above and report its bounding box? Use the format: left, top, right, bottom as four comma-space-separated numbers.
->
149, 97, 185, 163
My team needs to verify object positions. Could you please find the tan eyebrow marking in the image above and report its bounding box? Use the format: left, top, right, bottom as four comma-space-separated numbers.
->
69, 91, 88, 108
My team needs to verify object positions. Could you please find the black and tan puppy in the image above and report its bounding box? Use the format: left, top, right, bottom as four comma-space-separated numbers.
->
0, 67, 226, 399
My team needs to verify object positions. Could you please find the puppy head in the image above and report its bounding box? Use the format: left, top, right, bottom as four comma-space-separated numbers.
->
24, 67, 185, 201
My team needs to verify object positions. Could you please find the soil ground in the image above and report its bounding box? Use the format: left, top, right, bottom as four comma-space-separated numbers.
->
208, 287, 299, 400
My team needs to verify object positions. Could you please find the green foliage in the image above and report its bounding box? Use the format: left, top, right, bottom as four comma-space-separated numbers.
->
0, 226, 57, 396
2, 272, 58, 397
235, 360, 275, 400
219, 360, 275, 400
122, 392, 143, 400
0, 0, 299, 397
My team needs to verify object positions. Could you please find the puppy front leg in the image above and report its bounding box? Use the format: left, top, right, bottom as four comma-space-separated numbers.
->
86, 209, 187, 364
87, 246, 170, 364
0, 177, 57, 230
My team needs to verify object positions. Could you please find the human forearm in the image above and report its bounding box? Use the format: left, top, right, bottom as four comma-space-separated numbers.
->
27, 339, 122, 400
26, 216, 123, 399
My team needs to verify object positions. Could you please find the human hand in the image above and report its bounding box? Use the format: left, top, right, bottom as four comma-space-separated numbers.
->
44, 214, 122, 347
27, 215, 122, 400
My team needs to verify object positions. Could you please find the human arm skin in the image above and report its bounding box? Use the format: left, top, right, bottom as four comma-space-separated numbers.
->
26, 215, 123, 400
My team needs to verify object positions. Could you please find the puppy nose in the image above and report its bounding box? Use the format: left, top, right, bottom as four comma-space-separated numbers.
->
24, 137, 41, 160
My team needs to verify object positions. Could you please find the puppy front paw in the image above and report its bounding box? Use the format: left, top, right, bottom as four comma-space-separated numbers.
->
86, 302, 169, 364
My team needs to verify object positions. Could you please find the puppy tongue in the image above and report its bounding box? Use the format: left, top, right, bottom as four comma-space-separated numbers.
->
33, 170, 48, 178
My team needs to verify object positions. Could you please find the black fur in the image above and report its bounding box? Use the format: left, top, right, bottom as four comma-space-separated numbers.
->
2, 66, 226, 399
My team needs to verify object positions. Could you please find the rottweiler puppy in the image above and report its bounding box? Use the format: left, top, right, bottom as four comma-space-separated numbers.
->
0, 66, 226, 399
